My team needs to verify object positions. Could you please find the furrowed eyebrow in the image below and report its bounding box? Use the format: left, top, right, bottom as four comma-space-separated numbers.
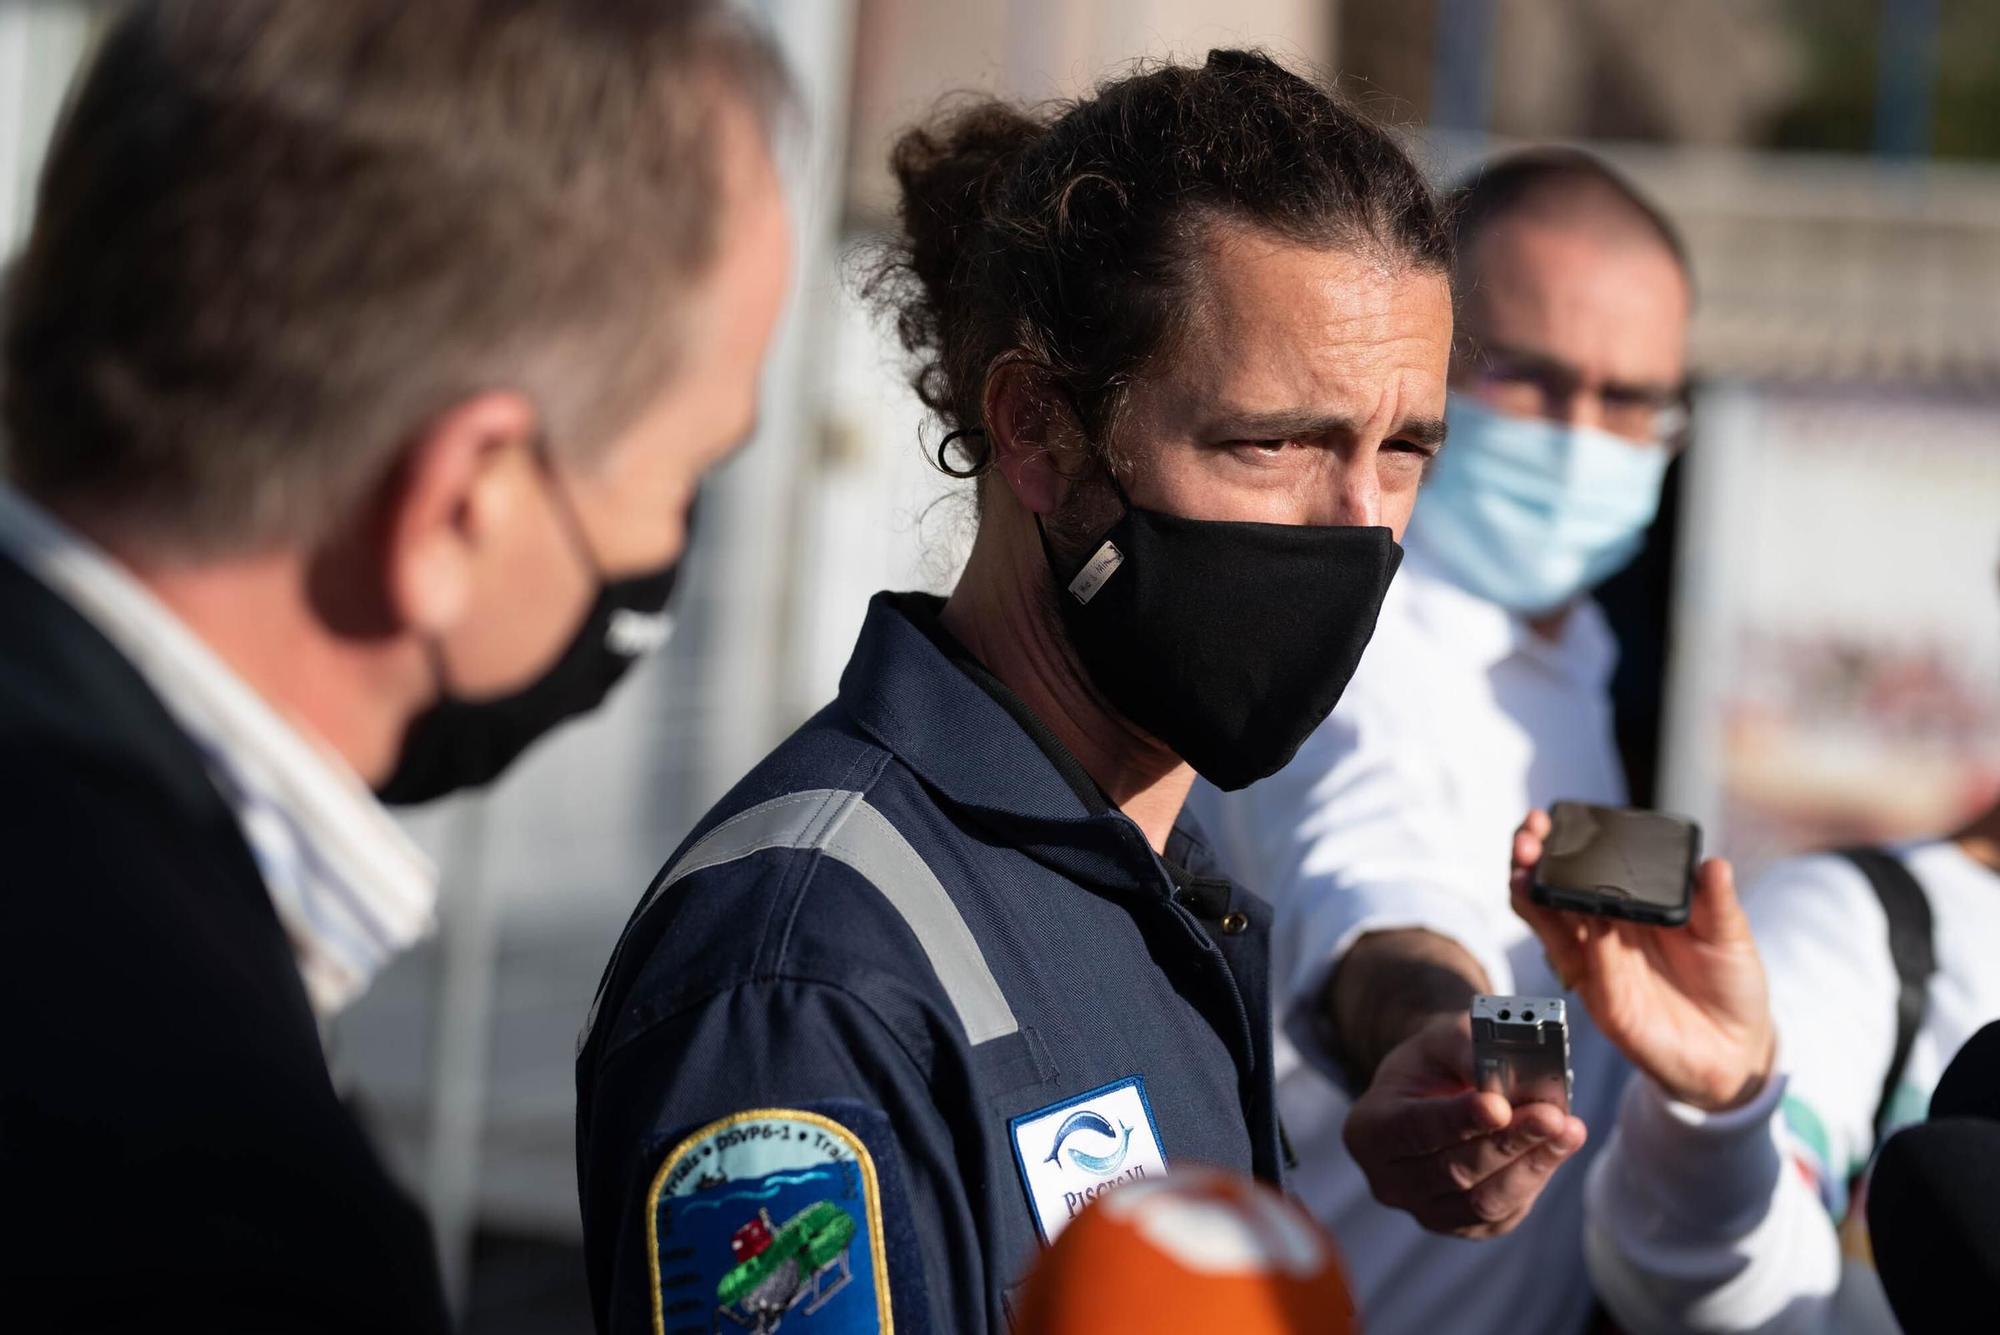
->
1206, 409, 1360, 440
1399, 416, 1448, 448
1207, 410, 1449, 447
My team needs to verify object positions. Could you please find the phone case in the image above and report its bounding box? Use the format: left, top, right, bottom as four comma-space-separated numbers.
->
1530, 801, 1700, 926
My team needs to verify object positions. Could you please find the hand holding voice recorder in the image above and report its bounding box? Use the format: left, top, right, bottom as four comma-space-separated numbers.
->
1470, 996, 1572, 1113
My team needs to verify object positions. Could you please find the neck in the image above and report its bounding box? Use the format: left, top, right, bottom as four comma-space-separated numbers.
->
1526, 602, 1574, 642
84, 519, 408, 784
940, 513, 1191, 853
1954, 798, 2000, 874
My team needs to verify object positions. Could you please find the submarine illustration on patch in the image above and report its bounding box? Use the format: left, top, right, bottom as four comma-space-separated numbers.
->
1044, 1108, 1136, 1175
713, 1201, 858, 1333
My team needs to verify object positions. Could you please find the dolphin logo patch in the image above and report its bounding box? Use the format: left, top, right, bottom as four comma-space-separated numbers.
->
1044, 1110, 1135, 1175
1043, 1110, 1116, 1163
1010, 1076, 1169, 1242
1066, 1123, 1134, 1175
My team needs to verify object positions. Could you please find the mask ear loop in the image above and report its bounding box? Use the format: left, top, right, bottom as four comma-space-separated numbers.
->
946, 396, 1130, 589
425, 434, 607, 707
991, 392, 1135, 596
420, 635, 463, 708
1038, 469, 1134, 602
530, 434, 613, 585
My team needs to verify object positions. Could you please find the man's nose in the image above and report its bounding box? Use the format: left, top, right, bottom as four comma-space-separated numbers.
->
1312, 459, 1381, 527
1547, 385, 1606, 433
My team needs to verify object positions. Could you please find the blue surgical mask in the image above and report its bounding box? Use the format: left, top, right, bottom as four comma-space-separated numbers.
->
1410, 392, 1671, 614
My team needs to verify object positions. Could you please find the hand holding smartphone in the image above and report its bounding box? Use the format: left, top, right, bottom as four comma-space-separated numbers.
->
1512, 804, 1777, 1112
1529, 800, 1701, 927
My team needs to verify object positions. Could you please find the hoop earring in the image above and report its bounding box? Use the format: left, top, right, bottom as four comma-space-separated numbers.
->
934, 426, 989, 479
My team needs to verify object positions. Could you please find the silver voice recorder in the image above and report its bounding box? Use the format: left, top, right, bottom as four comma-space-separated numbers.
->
1470, 995, 1573, 1113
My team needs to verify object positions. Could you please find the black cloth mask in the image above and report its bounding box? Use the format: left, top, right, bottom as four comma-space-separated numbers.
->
376, 487, 691, 806
1040, 475, 1402, 792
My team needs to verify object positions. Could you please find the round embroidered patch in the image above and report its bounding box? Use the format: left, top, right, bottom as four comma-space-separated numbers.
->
647, 1108, 892, 1335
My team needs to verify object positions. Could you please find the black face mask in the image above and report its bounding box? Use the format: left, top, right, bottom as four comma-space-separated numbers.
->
1040, 476, 1402, 792
376, 488, 690, 807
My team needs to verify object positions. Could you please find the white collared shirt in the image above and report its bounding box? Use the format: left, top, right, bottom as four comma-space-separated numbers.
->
0, 487, 435, 1016
1185, 533, 1630, 1335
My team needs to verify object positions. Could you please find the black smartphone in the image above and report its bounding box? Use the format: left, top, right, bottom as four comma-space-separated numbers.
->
1530, 801, 1701, 927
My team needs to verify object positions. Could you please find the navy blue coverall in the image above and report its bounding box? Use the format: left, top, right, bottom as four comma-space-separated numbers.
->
577, 592, 1280, 1334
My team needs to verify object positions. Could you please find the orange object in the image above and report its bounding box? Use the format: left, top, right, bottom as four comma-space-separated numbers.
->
1014, 1166, 1358, 1334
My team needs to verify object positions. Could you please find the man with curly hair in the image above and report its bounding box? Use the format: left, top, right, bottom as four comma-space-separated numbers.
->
578, 49, 1455, 1334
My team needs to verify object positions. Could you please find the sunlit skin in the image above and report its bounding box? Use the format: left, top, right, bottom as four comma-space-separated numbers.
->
87, 96, 792, 785
942, 220, 1453, 854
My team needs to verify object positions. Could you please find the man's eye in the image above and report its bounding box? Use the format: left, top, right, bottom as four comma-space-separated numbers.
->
1383, 439, 1437, 462
1229, 439, 1290, 456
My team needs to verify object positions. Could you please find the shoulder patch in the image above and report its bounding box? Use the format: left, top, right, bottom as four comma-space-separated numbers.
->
1010, 1076, 1170, 1244
647, 1108, 894, 1335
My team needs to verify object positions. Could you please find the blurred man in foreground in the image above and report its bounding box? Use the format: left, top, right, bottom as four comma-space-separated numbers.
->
1189, 149, 1693, 1334
0, 2, 788, 1328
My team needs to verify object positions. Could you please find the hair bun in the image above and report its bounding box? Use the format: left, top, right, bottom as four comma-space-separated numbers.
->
888, 100, 1044, 333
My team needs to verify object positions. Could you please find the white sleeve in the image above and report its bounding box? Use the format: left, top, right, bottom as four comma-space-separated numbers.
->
1583, 1072, 1902, 1333
1188, 681, 1519, 1086
1748, 855, 1899, 1215
1580, 854, 1905, 1334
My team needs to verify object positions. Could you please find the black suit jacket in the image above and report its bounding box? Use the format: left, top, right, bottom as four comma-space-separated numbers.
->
0, 552, 449, 1332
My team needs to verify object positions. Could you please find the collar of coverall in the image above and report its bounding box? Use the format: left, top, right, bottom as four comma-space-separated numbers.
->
842, 592, 1233, 899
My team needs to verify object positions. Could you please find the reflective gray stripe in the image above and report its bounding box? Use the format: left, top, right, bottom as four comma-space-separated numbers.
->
583, 788, 1018, 1048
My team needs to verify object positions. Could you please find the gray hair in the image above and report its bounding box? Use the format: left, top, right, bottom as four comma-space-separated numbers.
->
2, 0, 787, 557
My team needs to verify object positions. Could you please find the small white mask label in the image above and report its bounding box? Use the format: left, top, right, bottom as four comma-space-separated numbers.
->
605, 608, 674, 658
1010, 1075, 1169, 1243
1066, 540, 1125, 605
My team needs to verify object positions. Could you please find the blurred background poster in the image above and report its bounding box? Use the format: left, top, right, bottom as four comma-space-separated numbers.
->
1, 0, 1995, 1328
1665, 381, 1999, 876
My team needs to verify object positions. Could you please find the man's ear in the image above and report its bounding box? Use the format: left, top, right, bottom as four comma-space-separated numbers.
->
380, 391, 541, 637
984, 360, 1077, 517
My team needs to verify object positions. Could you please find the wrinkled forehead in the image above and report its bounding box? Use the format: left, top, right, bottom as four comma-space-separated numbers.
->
1140, 221, 1451, 404
1063, 232, 1451, 500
